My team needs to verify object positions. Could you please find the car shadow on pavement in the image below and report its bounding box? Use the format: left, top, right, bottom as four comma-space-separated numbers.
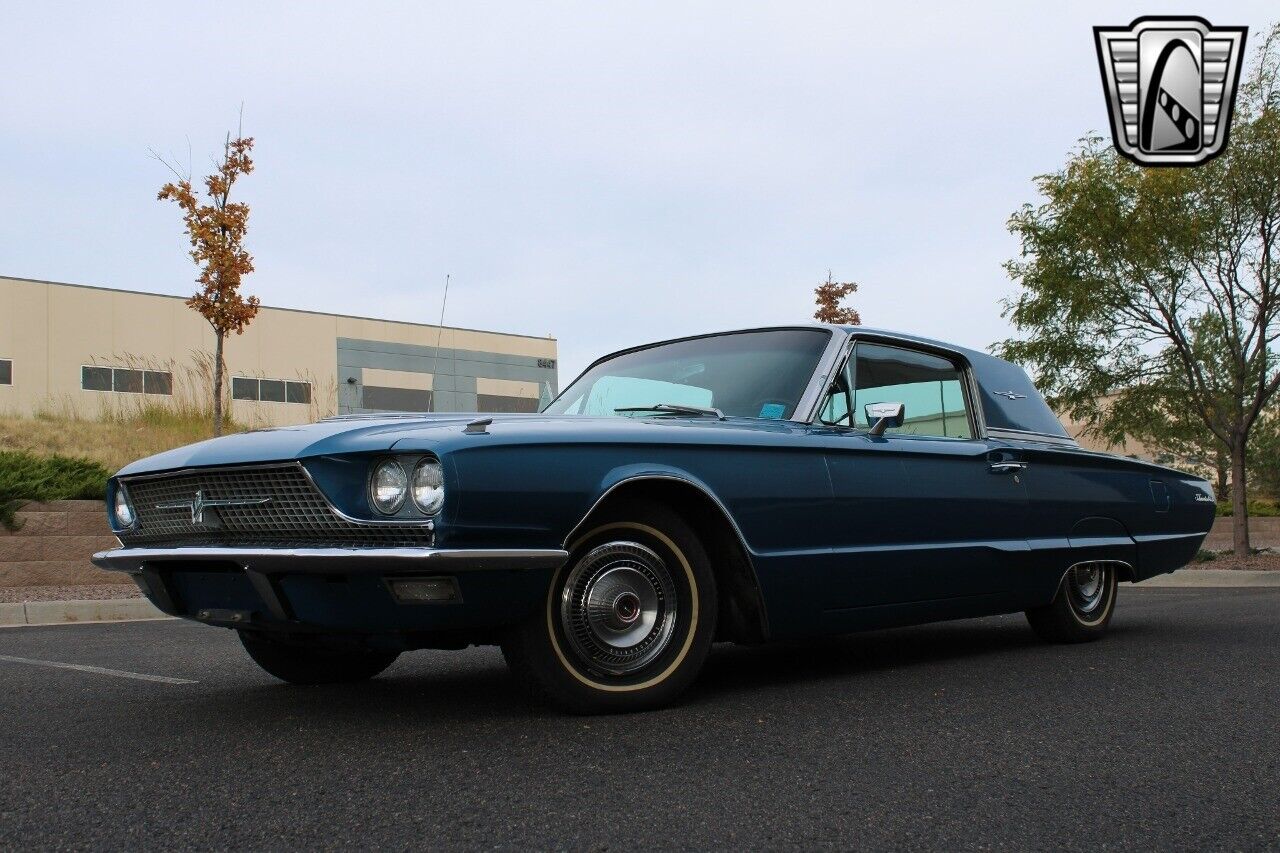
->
162, 617, 1160, 724
687, 616, 1155, 705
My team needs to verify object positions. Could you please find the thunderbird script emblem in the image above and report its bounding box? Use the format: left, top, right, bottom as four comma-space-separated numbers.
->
156, 490, 271, 525
1094, 16, 1247, 166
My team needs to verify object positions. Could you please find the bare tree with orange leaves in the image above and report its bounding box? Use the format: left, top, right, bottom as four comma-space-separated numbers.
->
156, 131, 260, 436
813, 271, 861, 325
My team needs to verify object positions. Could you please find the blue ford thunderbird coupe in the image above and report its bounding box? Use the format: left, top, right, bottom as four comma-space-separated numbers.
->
94, 326, 1215, 712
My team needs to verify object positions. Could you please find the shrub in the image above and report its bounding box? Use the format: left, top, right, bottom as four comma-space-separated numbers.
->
0, 451, 110, 530
1216, 500, 1280, 517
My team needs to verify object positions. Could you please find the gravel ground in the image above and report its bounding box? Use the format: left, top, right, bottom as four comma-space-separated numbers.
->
1195, 552, 1280, 571
0, 583, 141, 603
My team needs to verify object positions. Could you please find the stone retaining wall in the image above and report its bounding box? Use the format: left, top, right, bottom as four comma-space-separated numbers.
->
0, 500, 125, 587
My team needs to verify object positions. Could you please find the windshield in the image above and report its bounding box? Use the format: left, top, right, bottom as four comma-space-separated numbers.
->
543, 329, 831, 419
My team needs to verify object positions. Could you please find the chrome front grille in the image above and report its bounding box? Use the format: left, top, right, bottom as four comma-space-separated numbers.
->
118, 463, 434, 548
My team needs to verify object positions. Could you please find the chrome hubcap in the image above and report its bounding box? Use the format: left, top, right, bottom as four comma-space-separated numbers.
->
561, 541, 677, 676
1068, 563, 1107, 614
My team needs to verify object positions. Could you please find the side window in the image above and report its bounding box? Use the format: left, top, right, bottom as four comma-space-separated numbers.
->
852, 343, 972, 439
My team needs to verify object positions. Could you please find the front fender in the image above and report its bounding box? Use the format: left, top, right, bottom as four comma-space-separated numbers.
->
561, 462, 737, 548
438, 444, 775, 552
436, 446, 699, 549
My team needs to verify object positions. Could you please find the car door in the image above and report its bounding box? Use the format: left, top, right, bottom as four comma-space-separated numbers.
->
814, 340, 1031, 616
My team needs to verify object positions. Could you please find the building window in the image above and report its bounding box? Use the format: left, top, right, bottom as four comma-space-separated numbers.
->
477, 393, 539, 413
0, 359, 11, 386
82, 366, 172, 395
363, 386, 431, 412
82, 366, 113, 392
286, 381, 311, 404
144, 371, 173, 395
259, 379, 286, 403
113, 369, 144, 393
232, 376, 312, 404
232, 377, 259, 400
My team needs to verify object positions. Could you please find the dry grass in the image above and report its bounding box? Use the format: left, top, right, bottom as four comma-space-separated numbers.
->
0, 410, 244, 473
0, 350, 270, 472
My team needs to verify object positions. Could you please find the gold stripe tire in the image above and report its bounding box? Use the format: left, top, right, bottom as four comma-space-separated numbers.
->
1025, 562, 1119, 644
501, 499, 718, 713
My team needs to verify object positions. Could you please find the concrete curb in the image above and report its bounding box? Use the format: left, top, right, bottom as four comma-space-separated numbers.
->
0, 598, 171, 627
1136, 569, 1280, 588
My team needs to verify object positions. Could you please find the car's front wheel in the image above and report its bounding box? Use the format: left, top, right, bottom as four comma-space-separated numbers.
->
239, 632, 400, 684
1025, 562, 1118, 643
502, 499, 717, 713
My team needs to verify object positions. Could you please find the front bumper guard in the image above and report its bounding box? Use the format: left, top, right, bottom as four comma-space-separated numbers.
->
91, 546, 569, 623
91, 546, 569, 576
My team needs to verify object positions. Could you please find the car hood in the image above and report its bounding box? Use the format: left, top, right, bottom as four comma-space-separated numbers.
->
114, 413, 809, 476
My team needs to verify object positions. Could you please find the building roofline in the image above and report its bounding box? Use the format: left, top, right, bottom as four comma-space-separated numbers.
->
0, 273, 557, 343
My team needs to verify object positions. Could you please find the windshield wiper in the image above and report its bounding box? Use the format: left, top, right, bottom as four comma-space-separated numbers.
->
614, 403, 726, 420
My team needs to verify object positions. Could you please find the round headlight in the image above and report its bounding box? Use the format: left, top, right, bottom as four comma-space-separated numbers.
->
370, 460, 408, 515
412, 458, 445, 514
113, 488, 136, 528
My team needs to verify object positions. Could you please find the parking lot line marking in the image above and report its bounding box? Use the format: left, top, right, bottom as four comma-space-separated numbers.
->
0, 654, 198, 685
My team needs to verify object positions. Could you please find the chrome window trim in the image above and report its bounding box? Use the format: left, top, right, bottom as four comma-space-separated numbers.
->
808, 333, 983, 440
119, 461, 435, 530
985, 426, 1079, 447
793, 329, 851, 424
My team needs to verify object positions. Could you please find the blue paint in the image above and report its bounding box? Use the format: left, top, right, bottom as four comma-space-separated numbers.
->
109, 325, 1215, 643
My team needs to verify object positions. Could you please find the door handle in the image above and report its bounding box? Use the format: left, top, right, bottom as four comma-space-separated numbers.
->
989, 461, 1028, 474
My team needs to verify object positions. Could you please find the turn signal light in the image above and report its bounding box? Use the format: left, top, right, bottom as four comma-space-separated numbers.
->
387, 576, 460, 603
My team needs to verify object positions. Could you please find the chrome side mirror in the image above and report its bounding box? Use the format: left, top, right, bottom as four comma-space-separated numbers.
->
865, 402, 905, 436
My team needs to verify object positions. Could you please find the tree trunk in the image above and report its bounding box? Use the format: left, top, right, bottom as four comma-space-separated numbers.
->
1214, 448, 1229, 498
1230, 436, 1250, 556
213, 331, 225, 438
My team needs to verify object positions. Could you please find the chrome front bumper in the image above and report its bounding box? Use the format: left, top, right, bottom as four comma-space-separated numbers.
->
91, 546, 570, 576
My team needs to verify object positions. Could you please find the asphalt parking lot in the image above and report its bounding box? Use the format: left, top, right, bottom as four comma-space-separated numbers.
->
2, 587, 1278, 851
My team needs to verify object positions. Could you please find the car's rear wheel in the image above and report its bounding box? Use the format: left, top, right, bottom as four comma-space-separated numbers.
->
1025, 562, 1118, 643
501, 499, 717, 713
239, 632, 400, 684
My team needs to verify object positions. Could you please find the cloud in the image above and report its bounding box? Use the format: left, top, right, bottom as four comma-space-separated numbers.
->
2, 0, 1274, 383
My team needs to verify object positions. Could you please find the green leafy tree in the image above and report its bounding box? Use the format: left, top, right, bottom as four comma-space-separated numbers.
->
997, 24, 1280, 555
1248, 413, 1280, 498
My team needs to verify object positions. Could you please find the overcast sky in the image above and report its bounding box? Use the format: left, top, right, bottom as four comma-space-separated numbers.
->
2, 2, 1275, 383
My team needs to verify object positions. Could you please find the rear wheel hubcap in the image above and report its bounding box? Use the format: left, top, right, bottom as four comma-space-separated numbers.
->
1068, 564, 1108, 615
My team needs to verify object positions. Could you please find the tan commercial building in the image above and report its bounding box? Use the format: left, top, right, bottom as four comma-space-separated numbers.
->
0, 275, 559, 427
